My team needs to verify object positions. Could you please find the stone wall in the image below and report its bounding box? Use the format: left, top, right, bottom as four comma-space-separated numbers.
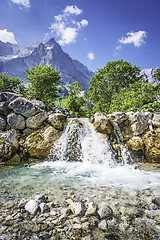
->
0, 91, 68, 165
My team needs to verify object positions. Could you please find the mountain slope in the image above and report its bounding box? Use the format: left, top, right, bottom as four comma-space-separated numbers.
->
0, 38, 94, 89
141, 68, 159, 86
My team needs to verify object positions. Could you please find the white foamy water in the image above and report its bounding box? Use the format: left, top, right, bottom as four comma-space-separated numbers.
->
31, 160, 160, 190
30, 118, 160, 190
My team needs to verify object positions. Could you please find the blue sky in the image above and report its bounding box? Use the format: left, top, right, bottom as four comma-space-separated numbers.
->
0, 0, 160, 71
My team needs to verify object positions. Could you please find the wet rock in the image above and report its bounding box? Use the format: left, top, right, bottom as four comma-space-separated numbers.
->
8, 97, 40, 117
25, 200, 38, 214
7, 113, 25, 130
98, 204, 113, 220
48, 113, 67, 130
26, 111, 48, 129
0, 114, 6, 130
6, 153, 21, 165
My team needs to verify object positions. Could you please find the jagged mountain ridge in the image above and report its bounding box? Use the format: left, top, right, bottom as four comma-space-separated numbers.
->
141, 68, 159, 86
0, 38, 94, 89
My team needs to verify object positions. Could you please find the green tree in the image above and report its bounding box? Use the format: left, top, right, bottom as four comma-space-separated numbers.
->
88, 60, 143, 113
109, 81, 158, 113
0, 74, 26, 94
26, 65, 61, 104
65, 81, 84, 116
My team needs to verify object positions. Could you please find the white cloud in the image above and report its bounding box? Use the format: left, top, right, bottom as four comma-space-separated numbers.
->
119, 31, 147, 47
0, 29, 17, 44
63, 5, 82, 15
114, 30, 147, 56
11, 0, 30, 8
87, 52, 95, 61
50, 5, 88, 45
58, 27, 77, 45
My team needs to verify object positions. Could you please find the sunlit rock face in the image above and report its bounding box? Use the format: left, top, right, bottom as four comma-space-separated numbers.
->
0, 38, 94, 89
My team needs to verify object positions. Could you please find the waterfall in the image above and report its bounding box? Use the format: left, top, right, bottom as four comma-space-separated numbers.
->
48, 118, 117, 167
112, 122, 133, 164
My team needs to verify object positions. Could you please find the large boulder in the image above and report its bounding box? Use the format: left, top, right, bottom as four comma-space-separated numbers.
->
30, 99, 46, 110
108, 112, 128, 124
7, 113, 25, 130
8, 97, 41, 118
0, 114, 7, 130
26, 111, 48, 129
0, 129, 19, 148
48, 113, 67, 131
129, 112, 153, 136
24, 126, 61, 159
126, 136, 144, 151
0, 129, 19, 161
0, 91, 22, 102
91, 113, 113, 136
152, 112, 160, 128
142, 130, 160, 163
0, 102, 10, 114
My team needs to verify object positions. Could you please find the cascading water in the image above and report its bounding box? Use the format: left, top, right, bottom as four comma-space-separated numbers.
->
48, 118, 116, 167
112, 121, 133, 164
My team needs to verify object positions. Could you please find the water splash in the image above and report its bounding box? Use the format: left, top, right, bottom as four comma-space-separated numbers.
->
49, 118, 116, 167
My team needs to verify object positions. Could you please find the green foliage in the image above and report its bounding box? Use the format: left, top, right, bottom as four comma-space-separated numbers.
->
64, 81, 84, 116
0, 74, 26, 94
109, 81, 159, 113
153, 68, 160, 82
26, 65, 61, 104
88, 59, 143, 113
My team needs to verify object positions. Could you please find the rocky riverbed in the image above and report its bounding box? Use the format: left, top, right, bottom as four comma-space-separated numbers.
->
0, 184, 160, 240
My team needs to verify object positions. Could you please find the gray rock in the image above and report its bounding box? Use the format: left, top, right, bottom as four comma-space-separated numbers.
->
0, 102, 10, 113
98, 204, 113, 220
152, 112, 160, 128
130, 112, 153, 135
0, 91, 22, 102
0, 129, 19, 148
98, 219, 108, 231
0, 142, 14, 161
31, 99, 46, 110
85, 202, 97, 216
7, 113, 25, 130
92, 113, 113, 135
0, 114, 6, 130
48, 113, 67, 130
22, 128, 35, 136
25, 200, 38, 214
68, 200, 86, 216
108, 112, 128, 124
26, 111, 48, 129
8, 97, 40, 117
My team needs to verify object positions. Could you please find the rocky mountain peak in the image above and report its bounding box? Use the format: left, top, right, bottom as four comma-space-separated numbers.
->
0, 38, 94, 89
